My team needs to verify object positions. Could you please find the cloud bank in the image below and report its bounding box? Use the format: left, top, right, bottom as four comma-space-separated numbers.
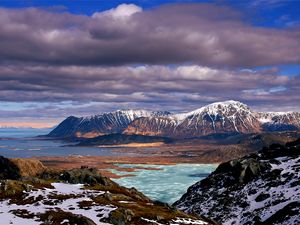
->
0, 3, 299, 125
0, 3, 300, 67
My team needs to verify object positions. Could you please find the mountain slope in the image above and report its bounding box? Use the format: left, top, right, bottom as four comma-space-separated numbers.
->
175, 100, 261, 137
259, 112, 300, 131
47, 100, 300, 139
123, 116, 178, 136
48, 110, 170, 138
173, 139, 300, 225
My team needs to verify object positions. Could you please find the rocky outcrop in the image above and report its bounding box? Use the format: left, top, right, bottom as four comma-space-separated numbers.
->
41, 166, 115, 185
173, 139, 300, 225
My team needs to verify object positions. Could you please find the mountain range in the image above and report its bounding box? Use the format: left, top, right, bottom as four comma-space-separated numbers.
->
47, 100, 300, 139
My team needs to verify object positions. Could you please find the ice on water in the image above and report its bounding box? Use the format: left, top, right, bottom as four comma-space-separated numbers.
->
111, 163, 217, 204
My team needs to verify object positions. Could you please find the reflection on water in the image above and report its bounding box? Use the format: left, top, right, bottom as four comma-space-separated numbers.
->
111, 163, 218, 204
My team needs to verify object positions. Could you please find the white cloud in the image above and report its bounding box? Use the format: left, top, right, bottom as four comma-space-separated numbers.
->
175, 65, 218, 80
92, 4, 142, 20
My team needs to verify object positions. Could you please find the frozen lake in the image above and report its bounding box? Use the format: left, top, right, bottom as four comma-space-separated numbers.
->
111, 163, 217, 204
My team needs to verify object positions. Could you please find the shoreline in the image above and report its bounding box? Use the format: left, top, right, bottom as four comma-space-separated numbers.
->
97, 142, 165, 148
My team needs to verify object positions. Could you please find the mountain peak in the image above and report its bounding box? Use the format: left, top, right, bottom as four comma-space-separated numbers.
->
187, 100, 251, 117
205, 100, 249, 110
209, 100, 247, 106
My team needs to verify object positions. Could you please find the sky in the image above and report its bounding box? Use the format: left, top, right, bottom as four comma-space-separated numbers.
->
0, 0, 300, 128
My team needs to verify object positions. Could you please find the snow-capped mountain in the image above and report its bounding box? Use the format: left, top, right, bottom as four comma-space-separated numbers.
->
258, 112, 300, 132
173, 139, 300, 225
180, 100, 260, 132
124, 100, 260, 137
47, 101, 300, 138
124, 100, 300, 137
47, 110, 171, 138
174, 100, 261, 136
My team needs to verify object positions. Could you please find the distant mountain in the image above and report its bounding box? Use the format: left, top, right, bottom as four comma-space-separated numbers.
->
258, 112, 300, 131
46, 100, 300, 139
0, 126, 35, 129
173, 139, 300, 224
48, 110, 170, 138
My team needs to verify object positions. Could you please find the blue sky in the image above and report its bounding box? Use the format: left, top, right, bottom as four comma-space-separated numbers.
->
1, 0, 300, 28
0, 0, 299, 127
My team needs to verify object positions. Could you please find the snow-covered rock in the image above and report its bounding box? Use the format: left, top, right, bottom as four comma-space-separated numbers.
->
0, 182, 115, 225
173, 139, 300, 225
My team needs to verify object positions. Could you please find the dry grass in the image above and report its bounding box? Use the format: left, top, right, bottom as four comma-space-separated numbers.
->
10, 158, 46, 177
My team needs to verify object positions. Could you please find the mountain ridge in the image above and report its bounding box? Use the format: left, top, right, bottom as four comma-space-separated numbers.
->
47, 100, 300, 139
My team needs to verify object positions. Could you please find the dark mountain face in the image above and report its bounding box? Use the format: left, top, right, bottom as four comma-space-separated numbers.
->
173, 139, 300, 225
47, 101, 300, 139
47, 116, 83, 138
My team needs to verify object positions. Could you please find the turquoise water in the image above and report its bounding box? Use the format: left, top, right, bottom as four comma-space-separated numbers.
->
111, 163, 217, 204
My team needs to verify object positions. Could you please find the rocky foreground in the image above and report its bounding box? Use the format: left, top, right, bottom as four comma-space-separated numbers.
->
174, 139, 300, 225
0, 156, 215, 225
